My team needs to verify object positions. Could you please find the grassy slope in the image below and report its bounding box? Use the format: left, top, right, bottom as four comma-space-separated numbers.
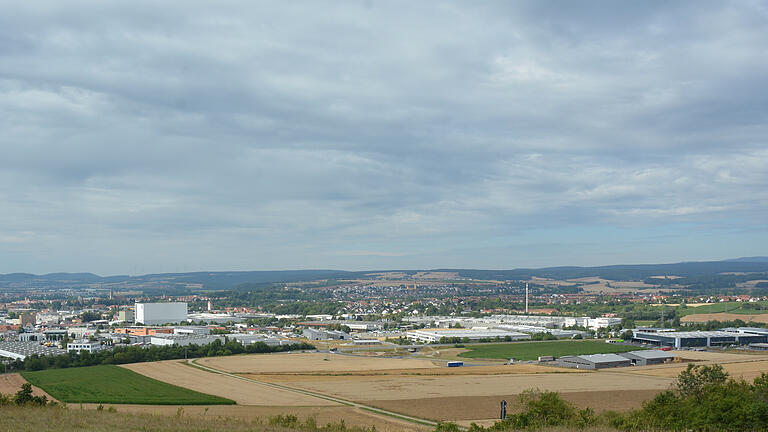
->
21, 365, 234, 405
457, 340, 643, 360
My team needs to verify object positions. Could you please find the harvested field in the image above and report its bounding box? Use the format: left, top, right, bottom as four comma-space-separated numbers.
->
668, 350, 768, 363
0, 373, 53, 400
123, 360, 338, 406
681, 313, 768, 323
623, 359, 768, 381
254, 370, 673, 401
197, 352, 437, 374
367, 390, 663, 421
252, 364, 582, 382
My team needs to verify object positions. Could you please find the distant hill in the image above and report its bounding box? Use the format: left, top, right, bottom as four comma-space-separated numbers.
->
2, 258, 768, 290
723, 256, 768, 263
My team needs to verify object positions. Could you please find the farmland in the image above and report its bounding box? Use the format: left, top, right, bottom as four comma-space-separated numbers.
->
16, 349, 768, 428
675, 301, 768, 317
21, 365, 235, 405
457, 340, 644, 360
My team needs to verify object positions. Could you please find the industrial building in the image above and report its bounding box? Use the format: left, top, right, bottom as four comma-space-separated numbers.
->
118, 309, 134, 322
67, 339, 103, 354
187, 312, 244, 323
406, 328, 530, 344
303, 328, 351, 340
135, 302, 188, 325
557, 353, 632, 369
494, 325, 587, 339
0, 341, 67, 360
633, 330, 768, 348
149, 334, 224, 347
297, 320, 386, 331
173, 326, 210, 335
618, 350, 675, 366
228, 334, 289, 346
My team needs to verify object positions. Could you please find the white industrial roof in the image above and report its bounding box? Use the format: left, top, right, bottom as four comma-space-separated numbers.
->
622, 350, 674, 359
635, 331, 740, 338
566, 353, 630, 363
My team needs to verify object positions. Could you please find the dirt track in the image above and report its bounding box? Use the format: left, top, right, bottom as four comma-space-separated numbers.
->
121, 361, 337, 406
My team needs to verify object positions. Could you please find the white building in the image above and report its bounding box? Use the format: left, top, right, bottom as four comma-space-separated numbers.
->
135, 302, 188, 325
587, 317, 622, 329
150, 334, 224, 347
406, 329, 530, 344
68, 339, 102, 354
174, 326, 210, 335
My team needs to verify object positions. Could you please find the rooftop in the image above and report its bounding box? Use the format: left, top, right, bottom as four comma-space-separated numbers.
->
622, 350, 675, 359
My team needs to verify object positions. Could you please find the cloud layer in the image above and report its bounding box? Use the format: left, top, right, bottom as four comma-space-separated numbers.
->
1, 1, 767, 274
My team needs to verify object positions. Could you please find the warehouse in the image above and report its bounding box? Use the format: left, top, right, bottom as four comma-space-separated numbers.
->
0, 341, 67, 360
557, 353, 632, 369
302, 328, 350, 340
406, 328, 530, 343
618, 350, 675, 366
149, 334, 224, 346
135, 302, 188, 325
633, 331, 768, 348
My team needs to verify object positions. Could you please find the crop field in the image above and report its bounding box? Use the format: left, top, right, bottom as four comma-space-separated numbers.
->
122, 360, 338, 406
676, 301, 768, 317
21, 365, 235, 405
0, 373, 53, 399
197, 352, 437, 373
457, 340, 643, 360
681, 312, 768, 324
120, 350, 768, 425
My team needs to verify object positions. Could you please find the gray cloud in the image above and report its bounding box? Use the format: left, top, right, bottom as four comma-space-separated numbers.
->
1, 1, 767, 273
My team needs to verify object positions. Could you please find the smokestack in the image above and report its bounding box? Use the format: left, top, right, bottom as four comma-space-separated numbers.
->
207, 300, 212, 312
525, 283, 529, 314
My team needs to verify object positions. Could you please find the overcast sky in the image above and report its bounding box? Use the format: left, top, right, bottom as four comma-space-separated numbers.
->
1, 1, 767, 275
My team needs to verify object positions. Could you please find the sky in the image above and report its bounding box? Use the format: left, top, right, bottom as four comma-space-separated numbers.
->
1, 1, 767, 275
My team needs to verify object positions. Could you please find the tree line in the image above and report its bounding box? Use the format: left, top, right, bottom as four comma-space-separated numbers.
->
1, 339, 315, 373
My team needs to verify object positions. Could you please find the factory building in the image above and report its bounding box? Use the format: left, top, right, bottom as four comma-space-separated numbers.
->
302, 328, 351, 340
633, 331, 768, 348
149, 334, 224, 347
406, 329, 530, 344
67, 339, 102, 354
618, 350, 675, 366
557, 353, 632, 369
118, 309, 135, 323
0, 341, 67, 360
173, 326, 210, 335
135, 302, 188, 325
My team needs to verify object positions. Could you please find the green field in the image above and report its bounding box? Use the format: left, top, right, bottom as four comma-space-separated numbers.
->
457, 340, 644, 361
676, 301, 768, 317
21, 365, 234, 405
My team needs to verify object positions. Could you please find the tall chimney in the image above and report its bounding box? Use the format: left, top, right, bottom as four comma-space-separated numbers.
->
525, 282, 529, 314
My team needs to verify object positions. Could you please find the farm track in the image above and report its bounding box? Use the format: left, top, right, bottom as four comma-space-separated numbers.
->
187, 358, 441, 429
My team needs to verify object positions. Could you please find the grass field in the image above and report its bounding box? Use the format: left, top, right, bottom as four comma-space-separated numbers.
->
457, 340, 643, 360
21, 365, 235, 405
676, 301, 768, 317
